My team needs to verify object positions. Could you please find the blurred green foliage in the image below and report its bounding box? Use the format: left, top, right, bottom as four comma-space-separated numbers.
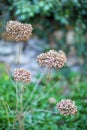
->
6, 0, 87, 27
0, 0, 87, 35
0, 64, 87, 129
1, 0, 86, 33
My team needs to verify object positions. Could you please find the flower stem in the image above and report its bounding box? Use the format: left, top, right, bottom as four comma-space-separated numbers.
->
47, 67, 51, 80
17, 43, 22, 65
19, 84, 25, 130
24, 68, 47, 108
24, 82, 59, 112
33, 109, 58, 115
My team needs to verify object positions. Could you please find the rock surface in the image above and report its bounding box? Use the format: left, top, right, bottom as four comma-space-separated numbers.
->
0, 37, 48, 81
0, 35, 82, 81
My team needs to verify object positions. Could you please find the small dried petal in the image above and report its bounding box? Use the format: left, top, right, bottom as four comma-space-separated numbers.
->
37, 50, 66, 68
56, 99, 77, 116
14, 68, 31, 83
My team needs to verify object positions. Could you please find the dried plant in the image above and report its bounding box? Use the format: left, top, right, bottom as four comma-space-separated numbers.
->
37, 50, 67, 68
14, 68, 31, 83
56, 99, 78, 115
5, 20, 33, 42
3, 20, 78, 130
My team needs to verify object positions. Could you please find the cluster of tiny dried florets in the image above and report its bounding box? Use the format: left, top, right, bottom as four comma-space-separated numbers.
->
14, 68, 31, 83
5, 20, 32, 42
37, 50, 67, 68
56, 99, 77, 116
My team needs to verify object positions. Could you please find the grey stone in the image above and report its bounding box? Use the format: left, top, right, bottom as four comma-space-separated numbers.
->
67, 56, 83, 66
54, 30, 63, 40
66, 31, 74, 45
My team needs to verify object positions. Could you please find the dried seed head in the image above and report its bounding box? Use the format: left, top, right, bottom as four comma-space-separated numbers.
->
5, 20, 33, 42
48, 97, 56, 104
37, 50, 67, 68
56, 99, 78, 116
14, 68, 31, 83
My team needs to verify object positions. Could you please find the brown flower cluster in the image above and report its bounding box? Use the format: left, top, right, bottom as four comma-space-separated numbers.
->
5, 20, 32, 42
37, 50, 66, 68
56, 99, 77, 116
14, 68, 31, 83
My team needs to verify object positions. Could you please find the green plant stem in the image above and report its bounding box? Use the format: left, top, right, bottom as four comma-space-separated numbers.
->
47, 67, 51, 81
33, 109, 58, 115
42, 67, 52, 92
16, 83, 19, 113
19, 84, 24, 130
17, 43, 22, 65
12, 84, 25, 130
24, 82, 59, 112
23, 109, 58, 118
30, 68, 52, 107
24, 68, 47, 108
12, 83, 19, 130
5, 63, 16, 88
2, 99, 10, 128
12, 117, 17, 130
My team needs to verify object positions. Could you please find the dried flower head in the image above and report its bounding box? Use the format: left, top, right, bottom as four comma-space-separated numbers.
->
48, 97, 56, 104
56, 99, 77, 116
5, 20, 32, 42
14, 68, 31, 83
37, 50, 66, 68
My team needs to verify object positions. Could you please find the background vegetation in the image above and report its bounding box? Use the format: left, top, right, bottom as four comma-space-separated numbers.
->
0, 64, 87, 130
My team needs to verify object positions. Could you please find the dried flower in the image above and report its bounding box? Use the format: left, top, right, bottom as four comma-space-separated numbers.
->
48, 97, 56, 104
56, 99, 77, 116
5, 20, 32, 42
37, 50, 67, 68
14, 68, 31, 83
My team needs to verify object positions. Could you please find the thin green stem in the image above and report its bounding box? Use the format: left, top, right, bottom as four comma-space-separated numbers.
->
16, 83, 19, 113
17, 43, 22, 65
32, 109, 58, 115
5, 63, 16, 88
42, 67, 52, 92
23, 109, 58, 118
24, 68, 47, 108
2, 99, 10, 128
46, 67, 52, 81
12, 83, 19, 130
19, 84, 25, 130
24, 82, 59, 112
29, 68, 52, 108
